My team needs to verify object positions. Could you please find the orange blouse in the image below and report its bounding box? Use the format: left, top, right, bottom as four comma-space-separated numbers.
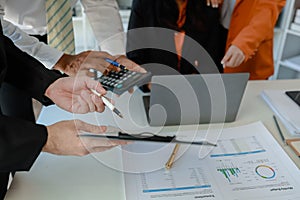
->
224, 0, 286, 80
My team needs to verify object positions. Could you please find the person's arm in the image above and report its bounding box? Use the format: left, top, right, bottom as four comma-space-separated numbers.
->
227, 0, 286, 63
0, 116, 48, 171
81, 0, 125, 55
1, 18, 143, 77
0, 115, 130, 172
43, 120, 129, 156
2, 34, 111, 112
1, 19, 63, 69
2, 34, 63, 105
0, 23, 128, 173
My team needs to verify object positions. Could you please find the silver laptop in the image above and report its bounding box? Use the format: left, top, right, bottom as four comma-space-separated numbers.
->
143, 73, 249, 126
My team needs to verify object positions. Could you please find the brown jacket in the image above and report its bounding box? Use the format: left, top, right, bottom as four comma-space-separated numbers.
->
224, 0, 286, 80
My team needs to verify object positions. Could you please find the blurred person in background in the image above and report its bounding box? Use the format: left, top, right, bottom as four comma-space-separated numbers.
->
126, 0, 226, 76
221, 0, 286, 80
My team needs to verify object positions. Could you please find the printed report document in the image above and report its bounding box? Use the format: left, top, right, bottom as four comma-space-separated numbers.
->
122, 122, 300, 200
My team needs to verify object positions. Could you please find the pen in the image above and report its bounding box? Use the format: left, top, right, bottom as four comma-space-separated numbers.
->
165, 144, 180, 169
273, 115, 285, 143
105, 58, 127, 70
90, 89, 123, 118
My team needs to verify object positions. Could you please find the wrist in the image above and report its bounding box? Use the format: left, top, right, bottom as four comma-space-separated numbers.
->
44, 80, 55, 101
53, 54, 75, 72
53, 51, 91, 76
42, 126, 52, 153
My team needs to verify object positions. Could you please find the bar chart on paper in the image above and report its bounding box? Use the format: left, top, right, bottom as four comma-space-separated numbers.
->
216, 162, 241, 183
208, 131, 299, 199
124, 122, 300, 200
214, 159, 280, 185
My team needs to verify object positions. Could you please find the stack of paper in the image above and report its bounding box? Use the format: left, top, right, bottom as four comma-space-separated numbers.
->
261, 89, 300, 135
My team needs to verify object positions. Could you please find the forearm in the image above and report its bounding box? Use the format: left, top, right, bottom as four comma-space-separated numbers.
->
231, 0, 285, 61
3, 35, 63, 105
1, 19, 63, 69
0, 116, 47, 172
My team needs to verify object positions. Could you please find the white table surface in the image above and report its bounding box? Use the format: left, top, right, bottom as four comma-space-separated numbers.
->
5, 79, 300, 200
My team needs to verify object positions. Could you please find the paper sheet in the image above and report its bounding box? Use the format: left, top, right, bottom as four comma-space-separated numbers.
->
122, 122, 300, 200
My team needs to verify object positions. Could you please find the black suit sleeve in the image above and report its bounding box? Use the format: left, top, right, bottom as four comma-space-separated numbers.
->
2, 35, 63, 105
0, 30, 63, 172
0, 115, 48, 172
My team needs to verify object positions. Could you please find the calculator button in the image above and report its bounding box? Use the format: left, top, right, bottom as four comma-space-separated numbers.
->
116, 84, 123, 89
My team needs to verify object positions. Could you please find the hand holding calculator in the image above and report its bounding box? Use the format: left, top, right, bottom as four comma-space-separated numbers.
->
94, 58, 152, 95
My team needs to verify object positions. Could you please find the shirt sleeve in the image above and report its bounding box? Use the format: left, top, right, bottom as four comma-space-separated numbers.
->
231, 0, 286, 61
81, 0, 125, 55
1, 19, 63, 69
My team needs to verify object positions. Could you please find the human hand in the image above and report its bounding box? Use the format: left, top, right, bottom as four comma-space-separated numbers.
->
45, 76, 107, 114
53, 51, 146, 77
113, 55, 147, 73
206, 0, 223, 8
53, 51, 117, 77
221, 45, 245, 68
43, 120, 129, 156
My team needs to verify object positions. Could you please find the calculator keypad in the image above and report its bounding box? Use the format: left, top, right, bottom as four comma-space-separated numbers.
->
94, 69, 151, 95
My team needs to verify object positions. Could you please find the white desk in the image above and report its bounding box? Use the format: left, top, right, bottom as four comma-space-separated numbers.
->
5, 79, 300, 200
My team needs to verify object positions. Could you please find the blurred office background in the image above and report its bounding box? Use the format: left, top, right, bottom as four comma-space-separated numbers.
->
72, 0, 300, 79
73, 0, 132, 53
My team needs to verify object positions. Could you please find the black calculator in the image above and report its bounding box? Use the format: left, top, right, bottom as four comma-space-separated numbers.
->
94, 69, 152, 95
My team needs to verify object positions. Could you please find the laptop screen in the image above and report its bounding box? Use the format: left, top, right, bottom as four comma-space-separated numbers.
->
142, 73, 249, 126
